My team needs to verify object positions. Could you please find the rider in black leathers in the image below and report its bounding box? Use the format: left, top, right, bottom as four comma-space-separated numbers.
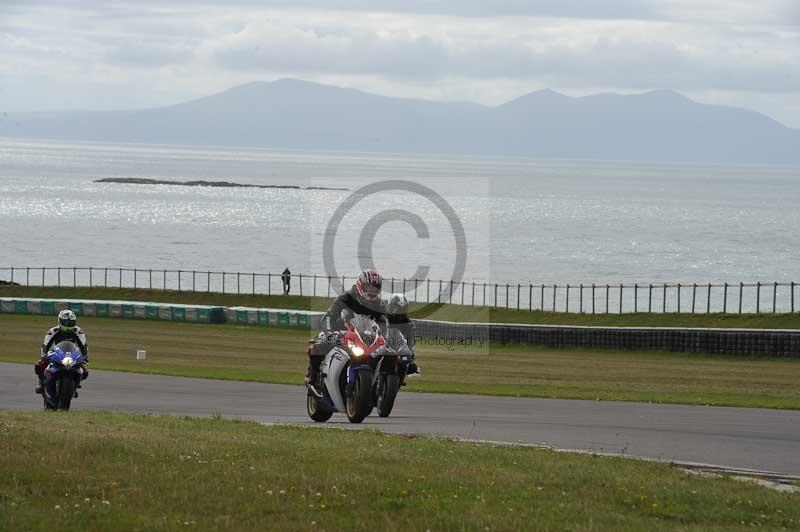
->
305, 269, 386, 391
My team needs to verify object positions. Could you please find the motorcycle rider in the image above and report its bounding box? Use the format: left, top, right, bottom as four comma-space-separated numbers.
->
386, 293, 419, 376
306, 268, 386, 393
35, 309, 89, 395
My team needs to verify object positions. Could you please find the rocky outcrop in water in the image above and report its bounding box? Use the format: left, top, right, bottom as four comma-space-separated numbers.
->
95, 178, 347, 191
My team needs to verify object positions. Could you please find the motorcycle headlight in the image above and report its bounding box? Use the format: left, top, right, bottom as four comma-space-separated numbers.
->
62, 356, 75, 368
350, 345, 365, 357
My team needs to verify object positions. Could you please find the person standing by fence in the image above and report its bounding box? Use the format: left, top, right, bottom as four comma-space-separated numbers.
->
281, 267, 291, 295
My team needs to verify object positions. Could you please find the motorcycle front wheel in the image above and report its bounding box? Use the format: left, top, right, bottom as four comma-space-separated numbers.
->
56, 374, 74, 411
346, 371, 372, 423
377, 374, 400, 418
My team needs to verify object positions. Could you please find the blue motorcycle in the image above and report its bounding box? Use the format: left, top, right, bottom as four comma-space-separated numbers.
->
43, 341, 87, 411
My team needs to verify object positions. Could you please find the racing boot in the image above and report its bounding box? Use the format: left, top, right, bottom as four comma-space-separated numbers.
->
34, 358, 47, 394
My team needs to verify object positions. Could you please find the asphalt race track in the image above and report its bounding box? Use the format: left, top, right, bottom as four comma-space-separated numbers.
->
2, 362, 799, 476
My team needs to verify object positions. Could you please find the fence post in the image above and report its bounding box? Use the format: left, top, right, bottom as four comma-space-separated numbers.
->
439, 281, 443, 304
648, 284, 652, 313
707, 283, 711, 313
757, 282, 761, 314
472, 282, 477, 306
237, 272, 241, 294
773, 282, 777, 313
57, 267, 61, 286
328, 276, 332, 298
494, 284, 498, 308
73, 267, 76, 287
10, 267, 14, 284
606, 284, 610, 313
403, 278, 407, 295
792, 282, 796, 313
42, 267, 45, 286
414, 279, 419, 302
313, 275, 317, 297
552, 284, 557, 312
738, 282, 743, 314
722, 283, 728, 313
677, 283, 681, 313
391, 278, 395, 293
207, 271, 211, 293
134, 269, 138, 288
619, 284, 623, 314
529, 284, 533, 311
634, 284, 638, 313
592, 284, 596, 314
178, 270, 183, 291
579, 284, 583, 314
540, 284, 544, 311
299, 274, 303, 296
268, 273, 271, 295
222, 272, 226, 294
662, 284, 667, 313
149, 269, 152, 290
565, 284, 570, 313
462, 282, 466, 306
193, 271, 196, 292
691, 283, 696, 314
427, 279, 431, 303
104, 268, 108, 287
484, 283, 488, 307
120, 268, 123, 288
451, 280, 455, 304
505, 283, 509, 308
79, 267, 82, 287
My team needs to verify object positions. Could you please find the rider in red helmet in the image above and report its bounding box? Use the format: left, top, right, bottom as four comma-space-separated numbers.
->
306, 269, 386, 392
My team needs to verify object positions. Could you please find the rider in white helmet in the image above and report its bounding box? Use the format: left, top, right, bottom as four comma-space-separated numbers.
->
386, 293, 419, 376
34, 309, 89, 395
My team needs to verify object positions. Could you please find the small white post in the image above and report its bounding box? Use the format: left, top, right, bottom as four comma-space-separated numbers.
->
136, 350, 147, 361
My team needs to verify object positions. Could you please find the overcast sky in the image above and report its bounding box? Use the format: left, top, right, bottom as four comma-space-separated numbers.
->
2, 1, 799, 127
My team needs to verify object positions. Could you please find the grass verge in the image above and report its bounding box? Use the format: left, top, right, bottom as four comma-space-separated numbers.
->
3, 314, 800, 409
3, 285, 799, 329
1, 411, 799, 532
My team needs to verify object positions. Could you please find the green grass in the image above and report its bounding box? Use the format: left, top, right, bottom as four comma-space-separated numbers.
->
1, 411, 798, 531
3, 285, 800, 328
4, 314, 800, 409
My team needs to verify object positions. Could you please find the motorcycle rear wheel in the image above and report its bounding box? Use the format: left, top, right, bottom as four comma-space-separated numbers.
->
346, 371, 372, 423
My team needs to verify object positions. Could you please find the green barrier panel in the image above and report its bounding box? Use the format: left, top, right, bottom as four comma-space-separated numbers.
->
15, 301, 28, 313
96, 303, 110, 317
258, 310, 269, 325
122, 304, 135, 318
172, 307, 186, 321
68, 302, 84, 315
297, 313, 310, 328
196, 308, 210, 323
145, 305, 160, 319
41, 301, 56, 315
210, 308, 225, 324
236, 310, 248, 324
277, 312, 290, 326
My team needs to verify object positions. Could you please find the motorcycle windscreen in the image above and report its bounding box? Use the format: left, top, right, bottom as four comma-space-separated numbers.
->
348, 315, 380, 345
55, 340, 79, 356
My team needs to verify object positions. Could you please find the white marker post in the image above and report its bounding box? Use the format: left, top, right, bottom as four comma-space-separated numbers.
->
136, 350, 147, 361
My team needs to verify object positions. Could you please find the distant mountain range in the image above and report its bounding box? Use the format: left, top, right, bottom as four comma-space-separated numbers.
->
2, 79, 798, 165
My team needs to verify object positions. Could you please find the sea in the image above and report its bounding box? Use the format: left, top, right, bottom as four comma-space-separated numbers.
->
1, 138, 799, 292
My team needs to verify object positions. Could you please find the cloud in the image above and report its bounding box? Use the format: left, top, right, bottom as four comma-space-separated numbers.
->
0, 1, 798, 126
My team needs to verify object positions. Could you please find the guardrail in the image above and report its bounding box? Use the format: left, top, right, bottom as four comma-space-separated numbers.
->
3, 296, 797, 357
1, 266, 797, 314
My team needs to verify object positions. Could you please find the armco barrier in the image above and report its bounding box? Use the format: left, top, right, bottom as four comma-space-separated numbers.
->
3, 297, 799, 356
414, 320, 800, 358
